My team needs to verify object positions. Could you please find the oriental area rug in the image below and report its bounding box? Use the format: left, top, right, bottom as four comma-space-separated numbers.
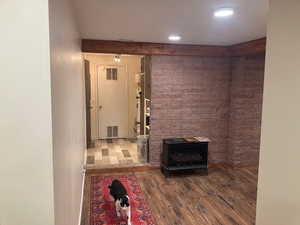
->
90, 175, 156, 225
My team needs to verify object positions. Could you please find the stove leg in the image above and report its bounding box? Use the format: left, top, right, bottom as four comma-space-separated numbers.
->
161, 167, 170, 177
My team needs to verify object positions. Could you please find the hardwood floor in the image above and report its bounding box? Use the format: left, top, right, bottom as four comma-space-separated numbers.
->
82, 167, 258, 225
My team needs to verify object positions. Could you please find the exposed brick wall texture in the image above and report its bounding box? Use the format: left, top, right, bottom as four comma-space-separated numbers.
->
228, 55, 265, 165
149, 55, 265, 166
149, 56, 232, 165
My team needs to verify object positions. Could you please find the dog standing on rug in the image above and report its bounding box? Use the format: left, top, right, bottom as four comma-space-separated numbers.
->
109, 179, 132, 225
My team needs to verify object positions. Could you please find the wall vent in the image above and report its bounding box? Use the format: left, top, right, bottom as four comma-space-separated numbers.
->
113, 126, 118, 137
106, 68, 118, 80
107, 126, 119, 137
107, 126, 112, 137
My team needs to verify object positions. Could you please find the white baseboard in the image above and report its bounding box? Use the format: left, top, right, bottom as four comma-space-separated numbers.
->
78, 149, 87, 225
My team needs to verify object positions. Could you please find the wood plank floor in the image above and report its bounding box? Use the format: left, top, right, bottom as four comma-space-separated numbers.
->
81, 167, 258, 225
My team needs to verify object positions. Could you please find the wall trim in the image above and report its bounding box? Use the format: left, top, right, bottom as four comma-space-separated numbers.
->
86, 162, 257, 174
78, 149, 87, 225
86, 165, 160, 174
209, 162, 259, 168
82, 38, 266, 57
230, 38, 267, 57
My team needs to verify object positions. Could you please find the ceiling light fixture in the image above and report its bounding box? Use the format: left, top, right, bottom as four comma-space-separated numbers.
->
114, 55, 121, 62
168, 35, 181, 41
214, 8, 234, 18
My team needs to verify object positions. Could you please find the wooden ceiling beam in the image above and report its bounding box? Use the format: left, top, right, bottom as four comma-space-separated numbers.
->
229, 38, 266, 57
82, 39, 230, 57
81, 38, 266, 57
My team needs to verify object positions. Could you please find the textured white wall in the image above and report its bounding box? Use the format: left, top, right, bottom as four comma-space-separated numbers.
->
256, 0, 300, 224
49, 0, 86, 224
0, 1, 55, 225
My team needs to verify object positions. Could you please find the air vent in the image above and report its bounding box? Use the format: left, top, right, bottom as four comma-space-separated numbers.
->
113, 126, 118, 137
107, 126, 119, 137
106, 68, 118, 80
112, 68, 118, 80
107, 126, 112, 137
106, 68, 112, 80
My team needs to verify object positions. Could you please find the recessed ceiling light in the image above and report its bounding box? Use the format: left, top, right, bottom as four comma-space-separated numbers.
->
168, 35, 181, 41
214, 8, 234, 18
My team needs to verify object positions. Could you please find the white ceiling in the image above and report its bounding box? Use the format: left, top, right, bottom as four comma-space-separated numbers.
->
73, 0, 268, 46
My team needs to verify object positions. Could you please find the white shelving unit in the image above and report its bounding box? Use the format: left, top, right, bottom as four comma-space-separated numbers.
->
144, 98, 151, 135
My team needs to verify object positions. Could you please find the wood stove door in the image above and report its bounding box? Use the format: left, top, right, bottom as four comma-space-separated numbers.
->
169, 143, 208, 167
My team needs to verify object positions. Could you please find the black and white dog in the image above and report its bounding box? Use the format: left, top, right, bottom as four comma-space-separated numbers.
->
109, 180, 131, 225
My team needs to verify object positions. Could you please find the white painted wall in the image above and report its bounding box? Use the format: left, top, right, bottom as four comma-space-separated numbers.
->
256, 1, 300, 225
0, 1, 55, 225
84, 54, 141, 139
0, 0, 85, 225
49, 1, 86, 225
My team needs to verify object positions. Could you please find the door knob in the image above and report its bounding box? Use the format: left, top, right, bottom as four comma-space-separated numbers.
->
99, 106, 102, 109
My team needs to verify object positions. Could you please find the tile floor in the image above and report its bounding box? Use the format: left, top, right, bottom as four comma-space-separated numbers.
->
86, 139, 147, 168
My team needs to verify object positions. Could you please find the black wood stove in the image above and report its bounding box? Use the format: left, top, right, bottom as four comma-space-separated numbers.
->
161, 137, 209, 176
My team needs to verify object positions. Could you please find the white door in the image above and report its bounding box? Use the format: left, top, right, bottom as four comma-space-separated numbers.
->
97, 65, 129, 139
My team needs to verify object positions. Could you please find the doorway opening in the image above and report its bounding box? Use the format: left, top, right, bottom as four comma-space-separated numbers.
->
84, 53, 151, 169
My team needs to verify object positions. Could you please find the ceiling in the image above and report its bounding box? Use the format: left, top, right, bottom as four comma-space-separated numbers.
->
73, 0, 268, 46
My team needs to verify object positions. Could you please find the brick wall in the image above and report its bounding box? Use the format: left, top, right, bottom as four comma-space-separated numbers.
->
149, 54, 265, 166
149, 56, 232, 165
228, 55, 265, 165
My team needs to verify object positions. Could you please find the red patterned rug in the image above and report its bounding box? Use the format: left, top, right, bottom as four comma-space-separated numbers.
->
90, 175, 156, 225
